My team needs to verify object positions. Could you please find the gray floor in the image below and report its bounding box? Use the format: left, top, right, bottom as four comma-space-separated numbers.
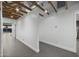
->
3, 33, 78, 57
77, 39, 79, 56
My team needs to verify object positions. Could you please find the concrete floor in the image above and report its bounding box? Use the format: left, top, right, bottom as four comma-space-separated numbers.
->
77, 39, 79, 56
3, 33, 78, 57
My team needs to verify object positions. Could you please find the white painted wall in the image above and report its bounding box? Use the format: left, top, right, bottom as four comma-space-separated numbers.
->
39, 3, 79, 53
16, 8, 42, 52
3, 18, 16, 24
7, 2, 79, 53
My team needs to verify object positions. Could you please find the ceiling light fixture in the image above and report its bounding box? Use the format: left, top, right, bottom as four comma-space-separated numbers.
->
10, 16, 13, 18
16, 8, 19, 12
45, 10, 48, 13
25, 9, 30, 12
31, 5, 36, 9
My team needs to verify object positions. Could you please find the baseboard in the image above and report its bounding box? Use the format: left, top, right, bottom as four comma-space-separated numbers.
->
40, 40, 76, 53
16, 37, 39, 53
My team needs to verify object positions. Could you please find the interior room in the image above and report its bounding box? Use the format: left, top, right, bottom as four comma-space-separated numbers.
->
2, 1, 79, 57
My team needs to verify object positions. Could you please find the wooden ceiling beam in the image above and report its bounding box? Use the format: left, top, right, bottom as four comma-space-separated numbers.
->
3, 1, 28, 19
3, 7, 23, 16
39, 13, 44, 17
3, 9, 22, 17
48, 1, 57, 13
31, 1, 49, 15
12, 1, 32, 11
3, 12, 21, 20
20, 9, 27, 14
31, 1, 45, 11
3, 3, 27, 14
32, 1, 45, 11
3, 3, 22, 19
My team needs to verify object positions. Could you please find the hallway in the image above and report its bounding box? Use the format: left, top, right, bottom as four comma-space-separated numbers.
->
3, 33, 78, 57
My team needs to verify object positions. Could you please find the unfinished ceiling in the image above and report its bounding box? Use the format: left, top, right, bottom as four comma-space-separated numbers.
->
2, 1, 67, 20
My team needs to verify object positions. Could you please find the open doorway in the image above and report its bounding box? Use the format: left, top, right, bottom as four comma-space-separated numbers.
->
3, 22, 16, 56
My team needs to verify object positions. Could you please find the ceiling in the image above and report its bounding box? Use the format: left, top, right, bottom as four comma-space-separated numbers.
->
2, 1, 68, 20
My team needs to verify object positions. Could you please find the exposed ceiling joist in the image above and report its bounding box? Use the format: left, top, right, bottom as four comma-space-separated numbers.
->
3, 10, 21, 20
12, 1, 32, 11
3, 2, 24, 19
3, 1, 69, 20
3, 12, 21, 20
3, 2, 27, 14
31, 1, 49, 15
39, 13, 44, 17
48, 1, 57, 13
32, 1, 45, 11
3, 6, 23, 16
20, 9, 28, 14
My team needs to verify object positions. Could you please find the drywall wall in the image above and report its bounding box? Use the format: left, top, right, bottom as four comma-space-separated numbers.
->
16, 8, 42, 53
3, 18, 16, 24
39, 3, 79, 53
